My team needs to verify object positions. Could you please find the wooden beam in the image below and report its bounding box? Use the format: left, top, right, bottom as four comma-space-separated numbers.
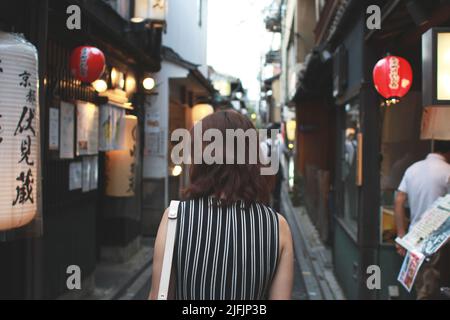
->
365, 0, 402, 42
400, 4, 450, 48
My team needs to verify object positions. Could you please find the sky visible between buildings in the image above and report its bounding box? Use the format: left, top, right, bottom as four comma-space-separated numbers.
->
207, 0, 281, 101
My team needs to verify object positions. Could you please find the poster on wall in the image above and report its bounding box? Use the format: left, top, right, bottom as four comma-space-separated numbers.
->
76, 101, 99, 156
145, 130, 165, 157
99, 104, 125, 151
82, 157, 91, 193
69, 161, 82, 191
89, 156, 98, 191
60, 101, 75, 159
49, 108, 59, 150
144, 97, 164, 157
105, 115, 138, 197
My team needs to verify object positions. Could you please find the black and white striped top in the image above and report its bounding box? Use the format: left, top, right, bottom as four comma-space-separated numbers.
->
174, 196, 280, 300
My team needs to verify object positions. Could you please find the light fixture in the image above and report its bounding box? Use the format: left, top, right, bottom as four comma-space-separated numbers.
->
111, 67, 118, 85
131, 0, 148, 23
172, 165, 183, 177
288, 143, 294, 150
125, 73, 137, 96
192, 103, 214, 124
143, 77, 156, 90
423, 28, 450, 107
110, 67, 125, 90
131, 0, 167, 27
251, 113, 257, 120
286, 120, 296, 142
92, 79, 108, 93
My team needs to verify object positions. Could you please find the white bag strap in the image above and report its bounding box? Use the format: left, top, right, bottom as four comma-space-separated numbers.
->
157, 200, 179, 300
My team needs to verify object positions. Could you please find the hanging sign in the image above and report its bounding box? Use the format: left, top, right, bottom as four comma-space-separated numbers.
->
0, 32, 40, 231
105, 115, 138, 197
99, 104, 126, 151
421, 107, 450, 140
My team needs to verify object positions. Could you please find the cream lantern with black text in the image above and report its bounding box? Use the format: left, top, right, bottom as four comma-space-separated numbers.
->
0, 32, 40, 231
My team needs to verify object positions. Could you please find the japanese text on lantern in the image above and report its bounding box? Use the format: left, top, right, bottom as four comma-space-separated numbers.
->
13, 70, 36, 206
388, 57, 400, 90
127, 124, 137, 193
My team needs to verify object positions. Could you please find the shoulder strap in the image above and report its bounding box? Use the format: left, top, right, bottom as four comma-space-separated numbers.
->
157, 200, 179, 300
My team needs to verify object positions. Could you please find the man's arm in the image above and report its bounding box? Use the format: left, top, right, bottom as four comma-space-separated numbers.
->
394, 191, 408, 256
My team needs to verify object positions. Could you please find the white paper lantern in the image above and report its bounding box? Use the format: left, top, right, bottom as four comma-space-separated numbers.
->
192, 103, 214, 125
0, 32, 40, 231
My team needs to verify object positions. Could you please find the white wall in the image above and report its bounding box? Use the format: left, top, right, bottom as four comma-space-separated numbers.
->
163, 0, 209, 76
143, 61, 189, 179
144, 0, 209, 207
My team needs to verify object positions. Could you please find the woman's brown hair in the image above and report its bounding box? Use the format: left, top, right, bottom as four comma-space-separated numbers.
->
182, 109, 273, 205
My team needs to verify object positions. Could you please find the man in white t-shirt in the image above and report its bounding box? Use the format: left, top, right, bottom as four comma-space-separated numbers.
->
260, 124, 284, 212
394, 140, 450, 299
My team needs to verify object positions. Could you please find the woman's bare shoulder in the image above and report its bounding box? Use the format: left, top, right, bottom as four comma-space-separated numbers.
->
276, 213, 293, 249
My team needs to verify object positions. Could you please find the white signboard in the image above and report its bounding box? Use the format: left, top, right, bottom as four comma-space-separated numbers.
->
49, 108, 59, 150
60, 101, 75, 159
76, 101, 99, 156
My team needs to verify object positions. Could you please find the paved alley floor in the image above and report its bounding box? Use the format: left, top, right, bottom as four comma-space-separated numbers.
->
281, 185, 346, 300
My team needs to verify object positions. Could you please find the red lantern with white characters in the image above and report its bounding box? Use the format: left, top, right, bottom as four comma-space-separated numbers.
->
70, 46, 106, 83
373, 55, 413, 105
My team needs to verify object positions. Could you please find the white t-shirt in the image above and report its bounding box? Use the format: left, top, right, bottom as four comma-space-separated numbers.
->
398, 153, 450, 227
260, 138, 282, 163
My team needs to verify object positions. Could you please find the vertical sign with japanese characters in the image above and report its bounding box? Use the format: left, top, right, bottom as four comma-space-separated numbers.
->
0, 32, 40, 231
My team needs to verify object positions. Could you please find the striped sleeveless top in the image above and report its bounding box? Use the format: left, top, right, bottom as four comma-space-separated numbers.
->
174, 196, 280, 300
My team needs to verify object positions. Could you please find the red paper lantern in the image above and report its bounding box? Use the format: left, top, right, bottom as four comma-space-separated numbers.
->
373, 55, 413, 105
70, 46, 106, 83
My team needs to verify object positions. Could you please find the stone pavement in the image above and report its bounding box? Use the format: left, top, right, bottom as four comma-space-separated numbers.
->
281, 185, 346, 300
83, 238, 154, 300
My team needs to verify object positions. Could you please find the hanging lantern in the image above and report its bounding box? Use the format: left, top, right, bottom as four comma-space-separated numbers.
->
105, 115, 138, 197
373, 55, 413, 106
70, 46, 106, 83
0, 32, 40, 231
192, 103, 214, 124
286, 119, 297, 142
